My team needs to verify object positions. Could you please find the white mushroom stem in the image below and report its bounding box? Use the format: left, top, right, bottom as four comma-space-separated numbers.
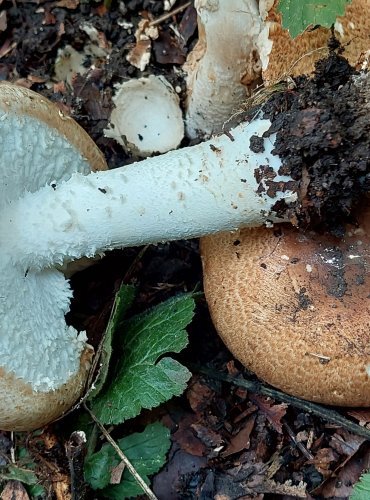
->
2, 117, 296, 273
185, 0, 262, 138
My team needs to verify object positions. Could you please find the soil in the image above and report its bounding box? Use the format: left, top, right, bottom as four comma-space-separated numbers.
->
1, 2, 370, 499
262, 50, 370, 231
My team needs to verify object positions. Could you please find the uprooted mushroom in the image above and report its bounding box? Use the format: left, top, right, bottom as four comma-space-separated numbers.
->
2, 53, 370, 429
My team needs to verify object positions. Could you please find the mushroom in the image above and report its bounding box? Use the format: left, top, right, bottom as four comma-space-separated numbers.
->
184, 0, 262, 138
104, 75, 184, 157
200, 0, 370, 406
0, 83, 108, 430
201, 210, 370, 406
1, 61, 370, 429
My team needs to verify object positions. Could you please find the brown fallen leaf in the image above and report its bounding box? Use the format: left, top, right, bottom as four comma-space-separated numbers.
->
178, 4, 197, 44
1, 481, 30, 500
0, 11, 7, 32
187, 377, 215, 417
313, 443, 370, 498
347, 408, 370, 427
222, 415, 256, 457
153, 30, 187, 65
250, 394, 288, 434
306, 447, 339, 477
173, 413, 206, 457
329, 429, 366, 457
191, 422, 223, 449
110, 460, 125, 485
51, 0, 79, 9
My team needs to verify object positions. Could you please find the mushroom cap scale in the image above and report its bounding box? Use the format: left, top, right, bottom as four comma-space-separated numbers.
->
0, 83, 106, 430
201, 207, 370, 406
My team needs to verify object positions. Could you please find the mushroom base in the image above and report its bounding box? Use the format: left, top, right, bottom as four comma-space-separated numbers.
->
201, 205, 370, 406
0, 347, 93, 431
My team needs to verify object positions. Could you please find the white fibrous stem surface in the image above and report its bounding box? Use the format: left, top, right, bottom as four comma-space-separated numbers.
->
185, 0, 262, 138
1, 118, 296, 273
0, 263, 86, 390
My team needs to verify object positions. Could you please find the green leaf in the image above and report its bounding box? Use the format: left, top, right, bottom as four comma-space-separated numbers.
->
90, 294, 194, 425
27, 484, 46, 498
0, 465, 38, 485
278, 0, 351, 38
84, 422, 170, 498
351, 471, 370, 500
88, 285, 136, 399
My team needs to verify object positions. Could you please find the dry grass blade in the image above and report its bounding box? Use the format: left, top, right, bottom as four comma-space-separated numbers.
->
84, 405, 159, 500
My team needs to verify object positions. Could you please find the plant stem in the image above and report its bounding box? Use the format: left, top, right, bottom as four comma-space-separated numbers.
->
84, 405, 159, 500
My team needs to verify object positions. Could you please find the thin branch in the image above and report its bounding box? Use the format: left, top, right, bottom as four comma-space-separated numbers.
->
84, 405, 159, 500
192, 366, 370, 441
149, 2, 192, 26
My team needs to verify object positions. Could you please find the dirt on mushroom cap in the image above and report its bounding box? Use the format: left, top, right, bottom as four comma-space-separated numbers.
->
248, 51, 370, 231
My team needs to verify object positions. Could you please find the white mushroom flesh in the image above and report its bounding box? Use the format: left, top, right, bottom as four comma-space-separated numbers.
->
104, 75, 184, 157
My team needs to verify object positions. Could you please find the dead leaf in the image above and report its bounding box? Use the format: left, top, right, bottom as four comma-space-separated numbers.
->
251, 394, 287, 433
191, 422, 223, 449
126, 39, 151, 71
178, 4, 197, 44
153, 30, 187, 65
1, 481, 30, 500
313, 443, 370, 498
0, 11, 7, 32
259, 479, 307, 497
126, 18, 158, 71
223, 415, 256, 457
307, 447, 339, 477
347, 408, 370, 426
110, 460, 125, 484
187, 377, 215, 416
0, 40, 16, 59
329, 429, 366, 457
51, 0, 79, 9
173, 414, 206, 457
42, 10, 56, 25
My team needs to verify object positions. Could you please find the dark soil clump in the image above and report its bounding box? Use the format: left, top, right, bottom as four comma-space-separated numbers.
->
262, 52, 370, 230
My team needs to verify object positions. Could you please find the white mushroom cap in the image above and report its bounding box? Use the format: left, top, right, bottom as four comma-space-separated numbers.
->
104, 75, 184, 157
0, 83, 107, 430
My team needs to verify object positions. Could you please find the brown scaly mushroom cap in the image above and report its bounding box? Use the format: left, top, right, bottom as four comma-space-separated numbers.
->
0, 83, 107, 430
201, 203, 370, 406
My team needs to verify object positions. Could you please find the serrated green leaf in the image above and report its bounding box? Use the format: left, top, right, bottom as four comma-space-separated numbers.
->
27, 483, 46, 498
88, 285, 136, 399
278, 0, 351, 38
84, 422, 170, 498
351, 471, 370, 500
0, 465, 38, 485
90, 294, 194, 425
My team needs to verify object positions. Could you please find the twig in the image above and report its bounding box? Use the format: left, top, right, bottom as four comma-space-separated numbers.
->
192, 366, 370, 441
10, 432, 15, 464
283, 421, 314, 460
149, 2, 192, 26
66, 431, 88, 500
84, 405, 159, 500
